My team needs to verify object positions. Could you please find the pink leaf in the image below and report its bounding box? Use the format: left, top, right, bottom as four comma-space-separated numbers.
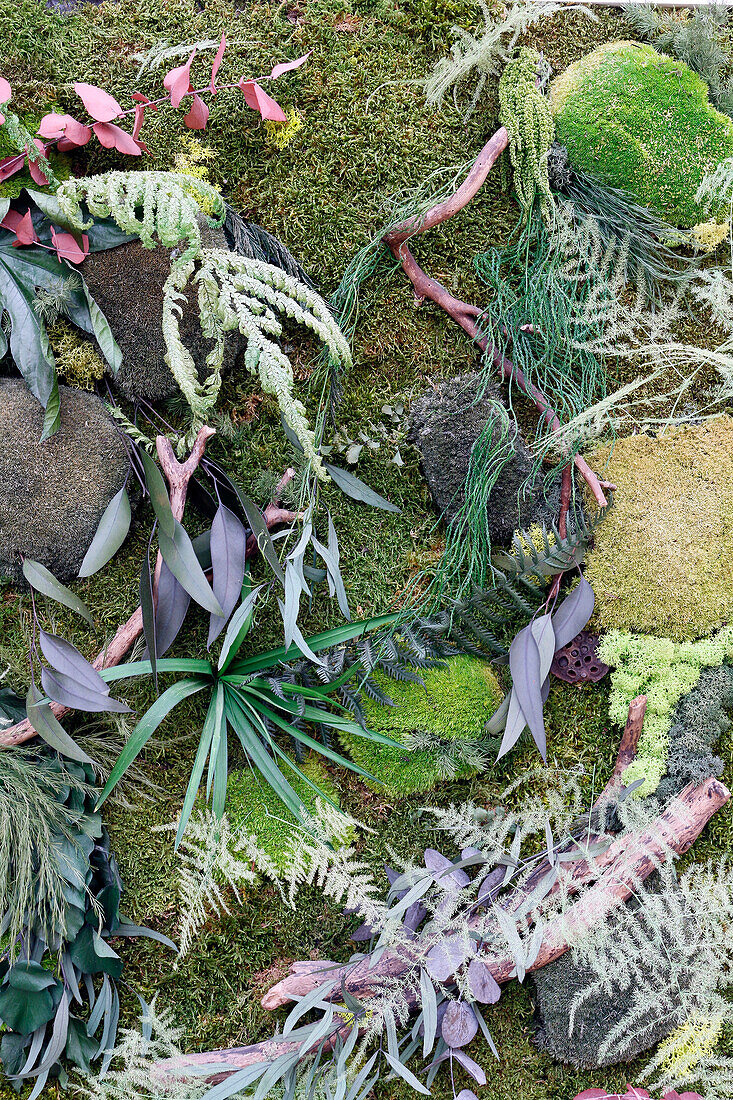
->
51, 226, 89, 264
573, 1093, 611, 1100
5, 209, 39, 246
132, 91, 157, 109
0, 113, 4, 127
74, 82, 123, 123
0, 153, 25, 182
92, 122, 142, 156
164, 48, 196, 109
210, 33, 226, 93
238, 80, 287, 122
0, 78, 11, 104
28, 141, 50, 186
270, 52, 311, 79
184, 94, 209, 130
38, 113, 91, 146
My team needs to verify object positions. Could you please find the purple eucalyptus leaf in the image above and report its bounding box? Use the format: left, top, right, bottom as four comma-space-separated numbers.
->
551, 576, 595, 652
41, 667, 131, 714
467, 958, 501, 1004
140, 542, 157, 680
496, 686, 526, 761
441, 1001, 478, 1048
419, 1001, 448, 1039
452, 1051, 486, 1086
152, 562, 191, 658
508, 615, 555, 761
426, 936, 476, 982
350, 923, 375, 942
39, 631, 110, 696
456, 1089, 480, 1100
208, 503, 247, 647
403, 902, 428, 933
476, 867, 506, 906
424, 849, 471, 891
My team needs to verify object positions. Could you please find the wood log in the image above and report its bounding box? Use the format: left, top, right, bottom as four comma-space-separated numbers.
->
155, 769, 729, 1082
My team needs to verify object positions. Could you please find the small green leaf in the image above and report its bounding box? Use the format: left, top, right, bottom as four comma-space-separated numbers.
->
26, 684, 94, 765
137, 448, 175, 537
325, 463, 400, 513
159, 519, 224, 617
82, 279, 122, 373
40, 370, 60, 441
22, 559, 93, 626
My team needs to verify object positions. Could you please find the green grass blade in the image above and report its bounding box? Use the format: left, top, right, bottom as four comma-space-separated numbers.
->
99, 658, 213, 683
223, 688, 306, 819
226, 614, 398, 676
175, 683, 225, 849
96, 677, 208, 810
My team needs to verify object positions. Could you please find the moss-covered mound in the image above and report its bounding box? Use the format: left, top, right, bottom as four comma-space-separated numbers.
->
341, 655, 504, 799
0, 380, 130, 583
225, 754, 344, 873
584, 417, 733, 641
549, 40, 733, 228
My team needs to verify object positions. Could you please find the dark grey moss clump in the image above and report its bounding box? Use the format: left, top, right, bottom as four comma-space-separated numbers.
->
0, 380, 129, 583
82, 219, 240, 403
408, 373, 559, 545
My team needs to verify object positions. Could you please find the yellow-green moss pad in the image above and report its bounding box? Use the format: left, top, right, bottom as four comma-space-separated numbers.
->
341, 655, 504, 798
549, 40, 733, 228
584, 417, 733, 641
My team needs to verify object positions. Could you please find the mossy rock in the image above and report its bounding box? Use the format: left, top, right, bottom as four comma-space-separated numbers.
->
583, 417, 733, 641
225, 754, 346, 873
549, 40, 733, 228
81, 217, 240, 404
341, 655, 504, 799
0, 380, 130, 584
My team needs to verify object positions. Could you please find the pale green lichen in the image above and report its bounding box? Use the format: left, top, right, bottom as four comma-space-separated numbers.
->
341, 655, 504, 799
599, 625, 733, 794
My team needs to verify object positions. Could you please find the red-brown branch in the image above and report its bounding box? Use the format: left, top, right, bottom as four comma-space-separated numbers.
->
0, 435, 296, 748
382, 129, 615, 509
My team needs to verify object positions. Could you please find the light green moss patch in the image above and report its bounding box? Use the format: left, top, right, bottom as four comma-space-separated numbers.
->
599, 625, 733, 793
584, 417, 733, 641
341, 655, 504, 798
225, 753, 345, 873
550, 40, 733, 227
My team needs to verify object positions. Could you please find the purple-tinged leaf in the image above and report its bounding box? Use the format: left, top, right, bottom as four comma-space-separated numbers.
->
551, 576, 595, 652
496, 685, 526, 761
208, 503, 247, 647
41, 668, 130, 714
467, 958, 501, 1004
152, 562, 191, 658
159, 518, 223, 617
350, 923, 375, 942
476, 866, 506, 906
403, 902, 427, 933
441, 1001, 478, 1048
425, 936, 476, 982
452, 1051, 486, 1087
508, 614, 555, 761
424, 849, 470, 891
139, 541, 157, 687
455, 1091, 480, 1100
39, 631, 110, 697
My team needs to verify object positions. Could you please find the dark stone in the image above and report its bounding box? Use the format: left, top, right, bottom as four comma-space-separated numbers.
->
532, 876, 683, 1068
0, 380, 130, 584
407, 373, 560, 544
82, 219, 239, 404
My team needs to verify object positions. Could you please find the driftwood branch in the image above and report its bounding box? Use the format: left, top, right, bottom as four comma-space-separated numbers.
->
156, 697, 729, 1082
382, 129, 615, 509
0, 434, 296, 748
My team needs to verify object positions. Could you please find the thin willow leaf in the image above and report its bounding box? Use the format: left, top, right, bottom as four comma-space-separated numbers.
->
138, 448, 175, 537
22, 559, 92, 626
382, 1052, 430, 1095
324, 463, 400, 512
78, 486, 132, 577
217, 585, 265, 671
420, 968, 438, 1059
159, 518, 223, 617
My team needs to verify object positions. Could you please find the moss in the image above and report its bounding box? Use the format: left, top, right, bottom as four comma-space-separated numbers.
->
225, 754, 347, 873
599, 624, 733, 794
341, 655, 504, 798
550, 40, 733, 228
584, 418, 733, 642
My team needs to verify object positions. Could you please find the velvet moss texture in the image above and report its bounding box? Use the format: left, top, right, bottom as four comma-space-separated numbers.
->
340, 655, 504, 797
549, 40, 733, 228
584, 417, 733, 642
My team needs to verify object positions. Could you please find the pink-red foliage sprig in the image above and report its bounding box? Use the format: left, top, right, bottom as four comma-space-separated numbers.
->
574, 1088, 703, 1100
0, 37, 309, 194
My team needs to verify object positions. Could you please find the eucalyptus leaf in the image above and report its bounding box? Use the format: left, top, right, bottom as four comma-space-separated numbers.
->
22, 560, 93, 627
551, 576, 595, 652
41, 668, 131, 714
208, 504, 247, 647
159, 518, 223, 617
324, 463, 401, 512
78, 486, 132, 577
441, 1001, 478, 1049
38, 631, 109, 696
152, 562, 191, 659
